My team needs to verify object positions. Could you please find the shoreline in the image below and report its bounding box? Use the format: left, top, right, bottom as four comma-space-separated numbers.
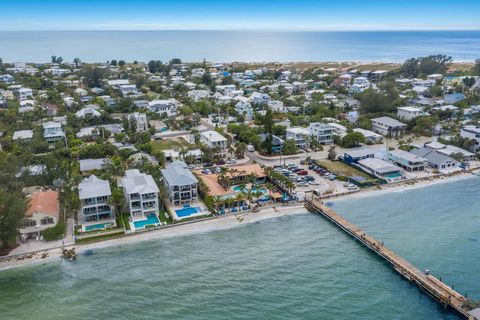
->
1, 170, 478, 272
331, 171, 479, 202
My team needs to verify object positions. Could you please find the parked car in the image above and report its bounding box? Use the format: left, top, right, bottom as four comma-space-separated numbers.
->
304, 176, 315, 181
297, 182, 308, 187
187, 164, 195, 170
215, 160, 226, 165
297, 170, 308, 175
328, 175, 337, 181
203, 162, 213, 168
247, 144, 255, 152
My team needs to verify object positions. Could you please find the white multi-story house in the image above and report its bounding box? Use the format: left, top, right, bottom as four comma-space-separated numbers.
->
397, 106, 427, 121
18, 87, 33, 101
147, 99, 177, 116
308, 123, 334, 144
129, 112, 148, 132
78, 175, 115, 230
122, 169, 160, 229
371, 117, 407, 137
42, 121, 65, 143
286, 127, 311, 149
235, 100, 254, 121
460, 125, 480, 152
161, 161, 198, 207
200, 130, 228, 159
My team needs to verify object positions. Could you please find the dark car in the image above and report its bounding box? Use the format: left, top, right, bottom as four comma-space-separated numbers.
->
297, 170, 308, 175
203, 162, 213, 168
215, 160, 226, 165
304, 176, 315, 181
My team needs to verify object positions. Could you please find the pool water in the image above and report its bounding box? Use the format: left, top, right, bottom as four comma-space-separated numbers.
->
231, 186, 268, 196
133, 214, 160, 229
175, 206, 201, 218
85, 223, 108, 231
384, 173, 402, 178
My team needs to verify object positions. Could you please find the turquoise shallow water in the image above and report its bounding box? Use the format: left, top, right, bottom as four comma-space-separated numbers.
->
0, 177, 479, 319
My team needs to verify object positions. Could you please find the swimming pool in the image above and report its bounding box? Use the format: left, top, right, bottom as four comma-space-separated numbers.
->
133, 214, 160, 229
384, 173, 403, 179
175, 206, 201, 218
231, 186, 269, 196
84, 223, 110, 231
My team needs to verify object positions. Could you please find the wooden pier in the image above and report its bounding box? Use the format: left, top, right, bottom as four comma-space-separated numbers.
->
305, 196, 479, 320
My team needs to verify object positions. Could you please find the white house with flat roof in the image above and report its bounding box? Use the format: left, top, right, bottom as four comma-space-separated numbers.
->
286, 127, 311, 149
161, 161, 198, 207
387, 149, 427, 172
78, 175, 115, 231
122, 169, 160, 230
42, 121, 65, 143
79, 158, 112, 173
397, 106, 428, 121
371, 116, 407, 137
357, 158, 406, 182
200, 130, 228, 159
308, 123, 334, 144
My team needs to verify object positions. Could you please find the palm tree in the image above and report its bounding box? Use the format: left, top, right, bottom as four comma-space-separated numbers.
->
328, 145, 337, 160
73, 57, 81, 68
234, 192, 246, 211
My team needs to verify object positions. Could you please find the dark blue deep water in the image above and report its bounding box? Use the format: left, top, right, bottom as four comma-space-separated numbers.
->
0, 30, 479, 62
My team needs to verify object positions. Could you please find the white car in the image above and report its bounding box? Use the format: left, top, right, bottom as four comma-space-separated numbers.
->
309, 181, 319, 185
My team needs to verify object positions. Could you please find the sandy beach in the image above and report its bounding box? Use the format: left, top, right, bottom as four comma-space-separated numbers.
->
1, 169, 479, 272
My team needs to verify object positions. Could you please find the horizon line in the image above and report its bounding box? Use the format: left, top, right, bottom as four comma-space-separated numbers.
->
1, 28, 480, 32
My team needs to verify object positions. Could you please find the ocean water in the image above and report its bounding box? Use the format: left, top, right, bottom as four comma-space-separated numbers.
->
0, 30, 480, 63
0, 177, 479, 320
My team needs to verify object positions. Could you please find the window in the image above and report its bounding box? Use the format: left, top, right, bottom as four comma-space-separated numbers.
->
41, 217, 54, 225
25, 219, 36, 227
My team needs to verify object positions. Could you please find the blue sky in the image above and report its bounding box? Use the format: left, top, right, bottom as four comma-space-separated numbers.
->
1, 0, 480, 31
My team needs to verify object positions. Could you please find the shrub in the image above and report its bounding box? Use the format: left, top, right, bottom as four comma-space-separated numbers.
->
43, 222, 65, 241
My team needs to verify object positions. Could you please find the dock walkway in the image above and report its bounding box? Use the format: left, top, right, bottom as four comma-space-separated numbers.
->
305, 196, 479, 319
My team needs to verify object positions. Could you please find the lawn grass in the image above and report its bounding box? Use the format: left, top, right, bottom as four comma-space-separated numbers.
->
150, 138, 196, 152
158, 210, 173, 224
316, 160, 372, 179
75, 231, 126, 244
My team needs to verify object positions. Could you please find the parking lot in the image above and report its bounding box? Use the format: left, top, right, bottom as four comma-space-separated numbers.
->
274, 163, 359, 196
